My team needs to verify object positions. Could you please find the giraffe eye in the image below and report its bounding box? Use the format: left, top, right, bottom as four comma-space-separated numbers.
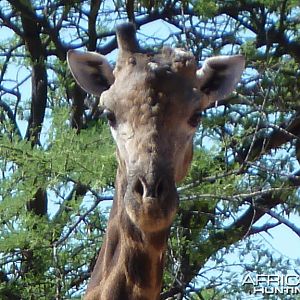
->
102, 109, 116, 127
188, 110, 202, 127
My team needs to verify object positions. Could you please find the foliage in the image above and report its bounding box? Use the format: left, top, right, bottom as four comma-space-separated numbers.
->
1, 0, 300, 299
0, 106, 114, 298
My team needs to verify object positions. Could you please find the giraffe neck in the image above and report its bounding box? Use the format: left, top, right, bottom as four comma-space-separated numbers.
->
85, 166, 170, 300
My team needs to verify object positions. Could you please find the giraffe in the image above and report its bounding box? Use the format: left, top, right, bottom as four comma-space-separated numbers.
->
67, 23, 245, 300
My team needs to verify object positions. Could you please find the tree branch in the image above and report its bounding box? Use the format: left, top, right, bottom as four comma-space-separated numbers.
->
267, 210, 300, 238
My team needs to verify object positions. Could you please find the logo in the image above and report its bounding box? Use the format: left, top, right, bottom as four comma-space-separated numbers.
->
242, 273, 300, 295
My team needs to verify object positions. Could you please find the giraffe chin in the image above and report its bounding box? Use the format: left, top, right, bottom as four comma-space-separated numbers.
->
124, 194, 179, 233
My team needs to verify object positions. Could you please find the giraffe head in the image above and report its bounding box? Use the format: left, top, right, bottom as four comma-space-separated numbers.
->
67, 23, 244, 234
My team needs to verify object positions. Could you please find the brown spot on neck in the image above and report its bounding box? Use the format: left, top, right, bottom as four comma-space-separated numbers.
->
121, 211, 143, 243
148, 230, 169, 251
125, 248, 151, 288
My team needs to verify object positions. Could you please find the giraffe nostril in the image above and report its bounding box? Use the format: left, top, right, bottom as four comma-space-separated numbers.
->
135, 178, 144, 197
134, 177, 166, 199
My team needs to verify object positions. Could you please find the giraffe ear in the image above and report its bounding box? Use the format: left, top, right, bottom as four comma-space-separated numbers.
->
197, 55, 245, 107
67, 50, 114, 96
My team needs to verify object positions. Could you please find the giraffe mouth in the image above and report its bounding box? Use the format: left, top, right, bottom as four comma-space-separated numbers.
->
124, 180, 179, 233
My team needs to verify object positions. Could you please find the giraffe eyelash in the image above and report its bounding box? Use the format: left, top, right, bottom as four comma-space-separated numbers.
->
102, 109, 117, 127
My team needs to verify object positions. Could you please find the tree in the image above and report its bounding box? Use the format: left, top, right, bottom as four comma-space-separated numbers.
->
1, 0, 300, 299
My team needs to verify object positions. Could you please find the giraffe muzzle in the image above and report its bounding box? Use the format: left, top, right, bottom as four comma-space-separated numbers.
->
124, 170, 179, 232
